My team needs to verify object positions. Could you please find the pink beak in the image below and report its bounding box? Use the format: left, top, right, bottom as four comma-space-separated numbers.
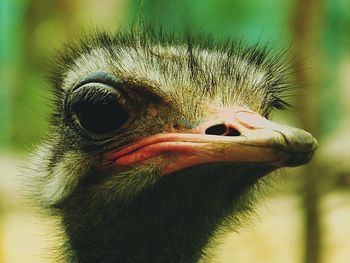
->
104, 108, 318, 175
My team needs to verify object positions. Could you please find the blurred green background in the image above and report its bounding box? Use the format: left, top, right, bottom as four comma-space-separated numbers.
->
0, 0, 349, 262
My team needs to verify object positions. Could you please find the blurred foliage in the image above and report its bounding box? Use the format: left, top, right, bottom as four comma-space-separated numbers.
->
129, 0, 293, 45
320, 0, 350, 136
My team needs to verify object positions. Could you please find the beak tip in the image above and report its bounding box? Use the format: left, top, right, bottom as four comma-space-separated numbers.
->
310, 138, 318, 152
274, 150, 316, 168
296, 134, 318, 152
272, 129, 318, 167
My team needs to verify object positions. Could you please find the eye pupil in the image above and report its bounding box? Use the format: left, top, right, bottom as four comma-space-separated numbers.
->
71, 87, 129, 134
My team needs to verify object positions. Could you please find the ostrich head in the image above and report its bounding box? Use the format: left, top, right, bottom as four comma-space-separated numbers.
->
28, 28, 317, 262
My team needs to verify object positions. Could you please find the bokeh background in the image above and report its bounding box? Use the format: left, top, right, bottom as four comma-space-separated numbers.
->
0, 0, 349, 262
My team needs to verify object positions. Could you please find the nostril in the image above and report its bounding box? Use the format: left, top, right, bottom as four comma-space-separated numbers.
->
205, 124, 240, 136
205, 124, 227, 135
226, 127, 240, 136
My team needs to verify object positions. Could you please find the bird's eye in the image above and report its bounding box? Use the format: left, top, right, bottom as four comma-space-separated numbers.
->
68, 83, 129, 134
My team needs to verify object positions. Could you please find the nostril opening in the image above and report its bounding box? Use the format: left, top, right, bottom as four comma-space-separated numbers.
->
205, 124, 228, 136
226, 127, 240, 136
205, 124, 241, 136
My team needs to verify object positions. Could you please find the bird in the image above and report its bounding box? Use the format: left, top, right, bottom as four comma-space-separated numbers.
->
26, 27, 318, 263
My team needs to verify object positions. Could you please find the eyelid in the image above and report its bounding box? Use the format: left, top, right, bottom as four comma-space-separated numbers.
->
67, 83, 128, 112
66, 71, 133, 112
72, 71, 124, 92
72, 83, 124, 99
72, 71, 169, 106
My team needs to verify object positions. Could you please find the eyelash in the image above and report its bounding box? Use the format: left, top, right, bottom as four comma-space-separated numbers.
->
69, 84, 127, 105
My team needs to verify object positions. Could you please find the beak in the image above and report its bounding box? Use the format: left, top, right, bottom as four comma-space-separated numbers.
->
105, 108, 318, 175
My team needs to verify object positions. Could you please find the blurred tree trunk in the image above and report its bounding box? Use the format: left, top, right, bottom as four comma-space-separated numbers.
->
292, 0, 323, 263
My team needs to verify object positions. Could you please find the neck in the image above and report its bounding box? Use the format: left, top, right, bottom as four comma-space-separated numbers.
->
61, 164, 267, 263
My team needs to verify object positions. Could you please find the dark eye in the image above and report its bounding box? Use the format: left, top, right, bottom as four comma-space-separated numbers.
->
69, 83, 129, 134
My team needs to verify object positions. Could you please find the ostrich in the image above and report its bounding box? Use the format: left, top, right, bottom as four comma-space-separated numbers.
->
27, 28, 317, 263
